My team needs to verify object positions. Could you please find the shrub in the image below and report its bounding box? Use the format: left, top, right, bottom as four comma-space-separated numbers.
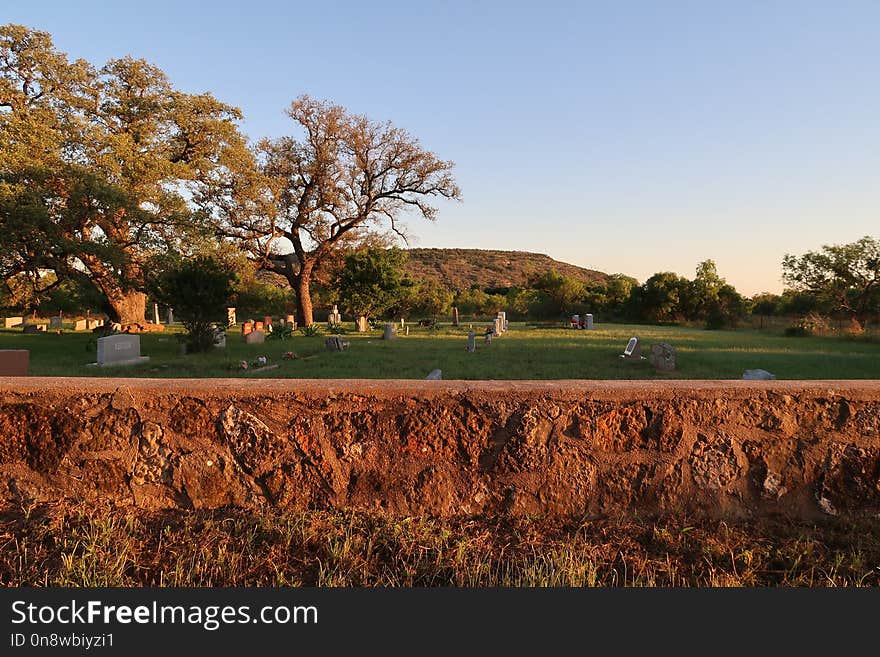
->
299, 324, 322, 337
153, 256, 234, 353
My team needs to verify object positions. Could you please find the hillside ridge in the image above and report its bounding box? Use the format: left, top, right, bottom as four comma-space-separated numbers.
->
404, 247, 610, 290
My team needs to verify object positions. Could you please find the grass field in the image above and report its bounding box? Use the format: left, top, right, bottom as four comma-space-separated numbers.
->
2, 503, 878, 586
1, 321, 879, 379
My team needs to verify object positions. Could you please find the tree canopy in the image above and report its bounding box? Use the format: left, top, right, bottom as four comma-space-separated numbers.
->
0, 24, 251, 323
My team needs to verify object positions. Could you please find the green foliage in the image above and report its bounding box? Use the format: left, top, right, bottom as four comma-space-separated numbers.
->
152, 256, 234, 352
299, 324, 322, 337
333, 247, 409, 320
326, 322, 348, 335
266, 325, 294, 340
783, 236, 880, 322
529, 270, 587, 317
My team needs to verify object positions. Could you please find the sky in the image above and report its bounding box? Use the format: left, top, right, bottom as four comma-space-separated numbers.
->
6, 1, 879, 295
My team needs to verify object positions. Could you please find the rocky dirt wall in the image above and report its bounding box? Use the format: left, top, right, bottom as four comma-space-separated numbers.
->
1, 379, 879, 519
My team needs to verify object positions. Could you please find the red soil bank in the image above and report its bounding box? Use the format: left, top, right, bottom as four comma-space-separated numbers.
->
1, 379, 879, 519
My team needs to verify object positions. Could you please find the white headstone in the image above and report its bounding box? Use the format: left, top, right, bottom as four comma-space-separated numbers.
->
153, 303, 161, 324
95, 334, 149, 367
585, 314, 594, 329
425, 369, 442, 380
4, 317, 23, 329
74, 319, 88, 331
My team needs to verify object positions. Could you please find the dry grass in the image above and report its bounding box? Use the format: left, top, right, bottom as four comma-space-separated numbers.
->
2, 502, 879, 587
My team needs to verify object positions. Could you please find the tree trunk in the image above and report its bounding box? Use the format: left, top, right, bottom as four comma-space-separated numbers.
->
292, 271, 314, 327
106, 289, 147, 325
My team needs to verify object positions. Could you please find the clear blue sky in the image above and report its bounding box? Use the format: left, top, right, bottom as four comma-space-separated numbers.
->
7, 1, 880, 295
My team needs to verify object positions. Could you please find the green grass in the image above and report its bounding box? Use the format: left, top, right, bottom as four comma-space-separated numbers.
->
2, 321, 879, 379
2, 503, 879, 586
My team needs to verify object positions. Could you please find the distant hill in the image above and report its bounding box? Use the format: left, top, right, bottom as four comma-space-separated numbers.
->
404, 248, 610, 291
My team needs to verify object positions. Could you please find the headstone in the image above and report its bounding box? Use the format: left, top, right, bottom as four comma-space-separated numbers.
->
227, 307, 237, 327
74, 319, 88, 331
400, 318, 405, 328
467, 332, 476, 353
571, 314, 580, 329
498, 311, 507, 332
743, 369, 776, 380
426, 369, 442, 380
263, 316, 273, 333
95, 334, 149, 367
405, 326, 409, 336
494, 317, 503, 336
328, 305, 342, 325
22, 323, 46, 334
285, 314, 296, 328
0, 350, 29, 376
648, 343, 676, 371
383, 323, 397, 340
254, 321, 264, 332
619, 337, 644, 360
452, 307, 460, 327
244, 330, 265, 345
153, 303, 161, 325
86, 319, 103, 330
49, 316, 63, 329
356, 316, 368, 332
484, 328, 492, 344
585, 313, 594, 330
242, 321, 254, 336
325, 336, 350, 351
166, 307, 174, 324
212, 326, 226, 348
4, 316, 23, 328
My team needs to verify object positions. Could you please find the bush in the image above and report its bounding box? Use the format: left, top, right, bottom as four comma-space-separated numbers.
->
785, 312, 833, 338
299, 324, 322, 337
153, 256, 234, 353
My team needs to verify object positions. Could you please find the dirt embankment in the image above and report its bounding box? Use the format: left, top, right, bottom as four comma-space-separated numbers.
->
1, 379, 879, 519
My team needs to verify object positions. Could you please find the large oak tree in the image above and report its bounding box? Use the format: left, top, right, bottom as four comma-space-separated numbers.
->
782, 236, 880, 323
0, 24, 250, 323
219, 96, 460, 326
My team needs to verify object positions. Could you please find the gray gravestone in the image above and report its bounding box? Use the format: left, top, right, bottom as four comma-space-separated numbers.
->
426, 369, 442, 380
585, 313, 594, 330
467, 332, 476, 352
383, 323, 397, 340
648, 342, 676, 371
325, 336, 350, 351
743, 369, 775, 380
0, 350, 29, 376
166, 307, 174, 324
244, 330, 265, 345
95, 334, 149, 367
49, 316, 63, 329
213, 326, 226, 348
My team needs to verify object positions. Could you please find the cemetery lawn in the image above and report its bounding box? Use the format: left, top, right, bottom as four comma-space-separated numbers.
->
2, 322, 879, 380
